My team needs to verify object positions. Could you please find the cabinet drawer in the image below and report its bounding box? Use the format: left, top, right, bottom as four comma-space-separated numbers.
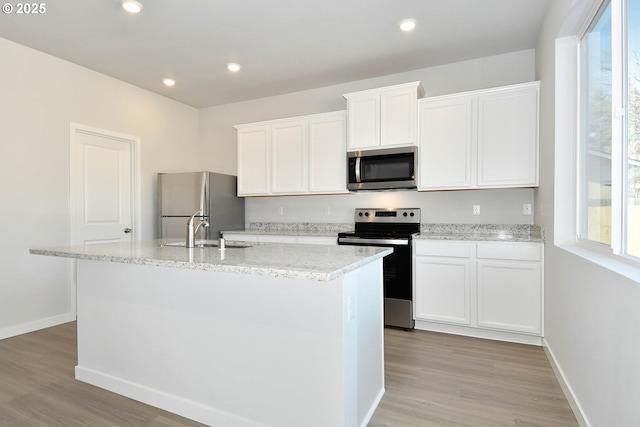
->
477, 243, 542, 261
414, 241, 473, 258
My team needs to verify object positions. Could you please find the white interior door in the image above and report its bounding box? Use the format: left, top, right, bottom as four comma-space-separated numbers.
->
70, 124, 141, 247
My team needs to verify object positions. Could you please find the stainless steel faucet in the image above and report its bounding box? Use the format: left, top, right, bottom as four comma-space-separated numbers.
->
186, 210, 209, 248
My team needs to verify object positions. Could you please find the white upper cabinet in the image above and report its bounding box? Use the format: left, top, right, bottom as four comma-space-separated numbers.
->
271, 120, 307, 194
235, 111, 347, 197
418, 82, 539, 191
418, 96, 475, 190
308, 112, 347, 193
344, 82, 424, 151
237, 125, 271, 195
477, 86, 539, 187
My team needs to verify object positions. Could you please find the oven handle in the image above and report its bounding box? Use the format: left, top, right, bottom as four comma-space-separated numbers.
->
338, 237, 409, 246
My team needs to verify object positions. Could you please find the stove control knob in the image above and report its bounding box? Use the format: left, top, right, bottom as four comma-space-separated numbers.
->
364, 212, 370, 217
403, 212, 408, 217
410, 212, 415, 217
358, 212, 364, 217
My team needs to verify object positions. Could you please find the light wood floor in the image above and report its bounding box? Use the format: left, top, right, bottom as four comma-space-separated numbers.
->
0, 322, 577, 426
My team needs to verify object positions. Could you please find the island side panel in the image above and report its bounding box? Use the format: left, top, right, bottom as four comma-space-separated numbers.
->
349, 259, 385, 425
75, 258, 382, 427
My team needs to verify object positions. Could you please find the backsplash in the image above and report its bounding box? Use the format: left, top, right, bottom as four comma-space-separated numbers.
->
244, 188, 536, 225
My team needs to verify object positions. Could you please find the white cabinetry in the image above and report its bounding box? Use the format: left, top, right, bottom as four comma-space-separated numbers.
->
417, 96, 474, 189
476, 243, 542, 335
236, 111, 347, 197
272, 120, 307, 194
308, 114, 348, 193
418, 82, 539, 191
413, 239, 544, 345
343, 82, 424, 151
414, 241, 473, 325
237, 125, 271, 195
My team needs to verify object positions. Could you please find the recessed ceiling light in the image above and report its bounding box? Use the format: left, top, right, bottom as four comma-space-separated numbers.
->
163, 78, 176, 87
399, 19, 416, 32
122, 0, 143, 14
227, 63, 241, 72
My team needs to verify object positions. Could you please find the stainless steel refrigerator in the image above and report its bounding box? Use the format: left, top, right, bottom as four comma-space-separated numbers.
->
157, 172, 245, 240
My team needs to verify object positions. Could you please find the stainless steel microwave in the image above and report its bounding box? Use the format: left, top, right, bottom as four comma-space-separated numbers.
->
347, 146, 417, 191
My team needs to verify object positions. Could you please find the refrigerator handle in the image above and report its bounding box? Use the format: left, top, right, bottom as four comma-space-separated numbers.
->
199, 172, 207, 216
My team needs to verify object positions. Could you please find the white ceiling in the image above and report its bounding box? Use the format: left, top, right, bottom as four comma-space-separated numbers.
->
0, 0, 550, 108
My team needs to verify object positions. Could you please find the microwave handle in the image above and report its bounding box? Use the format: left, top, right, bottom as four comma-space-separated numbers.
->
355, 156, 361, 183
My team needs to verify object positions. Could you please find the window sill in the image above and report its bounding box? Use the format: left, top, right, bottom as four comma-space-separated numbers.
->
557, 243, 640, 284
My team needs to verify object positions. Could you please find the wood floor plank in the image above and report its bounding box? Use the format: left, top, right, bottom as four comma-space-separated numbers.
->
0, 322, 577, 426
369, 328, 578, 426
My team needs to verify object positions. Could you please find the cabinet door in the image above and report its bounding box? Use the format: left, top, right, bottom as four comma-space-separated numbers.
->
477, 260, 542, 334
271, 120, 307, 194
346, 94, 380, 151
308, 112, 348, 193
418, 96, 474, 190
380, 87, 418, 147
414, 257, 472, 325
237, 126, 270, 196
477, 85, 539, 187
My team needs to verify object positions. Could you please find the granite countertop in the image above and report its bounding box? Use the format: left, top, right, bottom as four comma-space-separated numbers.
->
227, 222, 544, 243
30, 239, 391, 282
414, 224, 544, 243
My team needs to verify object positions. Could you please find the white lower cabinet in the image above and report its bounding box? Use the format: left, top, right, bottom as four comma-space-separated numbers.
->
413, 240, 543, 345
477, 260, 542, 334
414, 241, 473, 325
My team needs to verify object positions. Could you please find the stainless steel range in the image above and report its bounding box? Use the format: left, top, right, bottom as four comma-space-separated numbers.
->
337, 208, 420, 329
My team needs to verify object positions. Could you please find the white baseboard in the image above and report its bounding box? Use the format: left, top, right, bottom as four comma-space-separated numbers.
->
360, 387, 385, 427
0, 313, 76, 340
75, 366, 270, 427
414, 320, 543, 346
542, 338, 590, 427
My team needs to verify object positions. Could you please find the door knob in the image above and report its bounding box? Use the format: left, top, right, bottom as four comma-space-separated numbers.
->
124, 228, 132, 233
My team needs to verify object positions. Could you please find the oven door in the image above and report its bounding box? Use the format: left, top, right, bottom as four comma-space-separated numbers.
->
337, 236, 414, 329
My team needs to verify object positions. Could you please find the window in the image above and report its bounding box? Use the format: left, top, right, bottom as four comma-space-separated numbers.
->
578, 0, 640, 261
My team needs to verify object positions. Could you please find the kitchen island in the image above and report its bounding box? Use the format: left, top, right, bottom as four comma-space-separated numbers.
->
30, 240, 391, 427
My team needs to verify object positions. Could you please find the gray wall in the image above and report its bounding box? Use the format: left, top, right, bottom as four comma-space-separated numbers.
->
199, 49, 538, 225
0, 37, 199, 338
536, 0, 640, 425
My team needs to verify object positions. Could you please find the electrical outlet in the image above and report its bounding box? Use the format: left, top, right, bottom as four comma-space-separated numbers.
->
523, 203, 532, 215
473, 205, 481, 215
278, 206, 284, 216
346, 296, 355, 321
324, 206, 331, 216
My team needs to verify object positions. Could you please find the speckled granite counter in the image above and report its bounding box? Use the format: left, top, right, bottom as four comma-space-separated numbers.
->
30, 239, 390, 281
415, 224, 544, 243
228, 222, 353, 237
227, 222, 544, 243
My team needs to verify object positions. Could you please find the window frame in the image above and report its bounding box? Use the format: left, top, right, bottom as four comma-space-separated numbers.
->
575, 0, 639, 265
